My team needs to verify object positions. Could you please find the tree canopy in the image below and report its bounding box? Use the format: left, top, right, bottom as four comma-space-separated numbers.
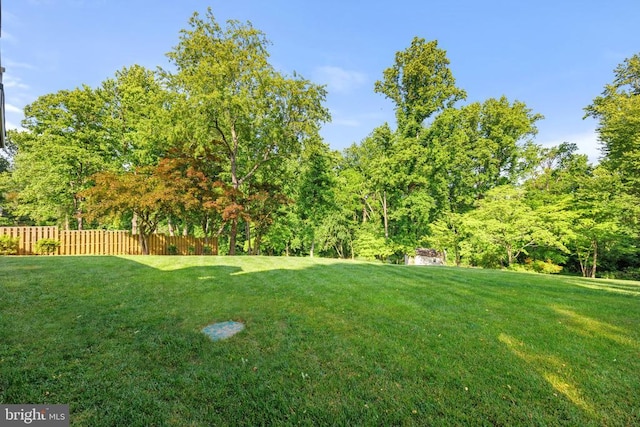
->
586, 53, 640, 195
2, 10, 639, 278
163, 9, 329, 253
374, 37, 466, 137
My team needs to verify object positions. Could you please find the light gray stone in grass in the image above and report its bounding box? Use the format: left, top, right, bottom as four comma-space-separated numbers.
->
202, 321, 245, 341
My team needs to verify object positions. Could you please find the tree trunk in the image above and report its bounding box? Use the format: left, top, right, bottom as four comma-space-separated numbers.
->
138, 229, 149, 255
168, 219, 175, 237
228, 121, 241, 257
506, 245, 513, 266
132, 212, 138, 235
310, 237, 315, 258
382, 190, 389, 239
335, 242, 343, 259
245, 221, 252, 254
202, 218, 211, 244
229, 218, 237, 255
578, 252, 588, 277
74, 196, 83, 230
591, 242, 598, 278
254, 234, 262, 255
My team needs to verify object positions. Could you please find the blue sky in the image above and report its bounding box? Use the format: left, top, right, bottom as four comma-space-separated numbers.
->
3, 0, 640, 162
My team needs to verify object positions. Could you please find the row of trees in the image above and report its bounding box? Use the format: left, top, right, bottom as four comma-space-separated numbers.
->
1, 10, 329, 255
1, 10, 638, 277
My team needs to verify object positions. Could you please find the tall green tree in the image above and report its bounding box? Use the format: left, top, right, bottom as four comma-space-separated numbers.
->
297, 142, 337, 257
524, 142, 591, 195
586, 53, 640, 194
568, 167, 638, 277
13, 87, 109, 228
522, 143, 591, 268
374, 37, 466, 137
462, 185, 566, 267
420, 97, 542, 261
100, 64, 170, 169
163, 9, 329, 254
343, 124, 432, 257
315, 210, 354, 259
344, 124, 394, 238
0, 132, 13, 224
424, 96, 543, 216
427, 212, 467, 266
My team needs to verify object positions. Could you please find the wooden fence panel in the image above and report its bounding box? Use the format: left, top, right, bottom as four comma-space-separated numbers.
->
59, 230, 140, 255
0, 226, 57, 255
1, 227, 217, 256
146, 234, 215, 255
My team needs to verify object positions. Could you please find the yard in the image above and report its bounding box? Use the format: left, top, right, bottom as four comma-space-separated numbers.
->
1, 256, 638, 425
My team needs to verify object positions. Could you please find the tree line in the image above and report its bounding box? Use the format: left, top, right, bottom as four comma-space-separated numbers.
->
1, 9, 639, 278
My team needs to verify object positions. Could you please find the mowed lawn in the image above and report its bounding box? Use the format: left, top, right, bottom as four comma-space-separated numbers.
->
1, 256, 639, 426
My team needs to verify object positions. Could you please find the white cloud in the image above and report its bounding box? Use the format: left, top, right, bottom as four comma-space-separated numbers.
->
5, 101, 26, 131
1, 30, 16, 43
3, 75, 30, 91
5, 103, 23, 114
539, 130, 602, 164
5, 60, 36, 70
2, 73, 31, 132
333, 117, 361, 127
314, 66, 367, 93
328, 107, 363, 128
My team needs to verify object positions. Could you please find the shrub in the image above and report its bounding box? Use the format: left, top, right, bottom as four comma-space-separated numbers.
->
167, 244, 179, 255
35, 238, 61, 255
0, 235, 19, 255
519, 258, 563, 274
216, 241, 229, 256
511, 259, 563, 274
203, 245, 213, 255
188, 245, 196, 255
531, 260, 563, 274
353, 226, 394, 261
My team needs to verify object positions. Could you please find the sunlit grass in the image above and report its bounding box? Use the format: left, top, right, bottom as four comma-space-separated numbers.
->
1, 256, 638, 425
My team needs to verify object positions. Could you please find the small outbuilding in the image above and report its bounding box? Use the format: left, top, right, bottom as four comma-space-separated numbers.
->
405, 248, 445, 266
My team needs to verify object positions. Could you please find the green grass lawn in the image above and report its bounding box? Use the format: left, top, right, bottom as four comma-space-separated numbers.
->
1, 256, 639, 426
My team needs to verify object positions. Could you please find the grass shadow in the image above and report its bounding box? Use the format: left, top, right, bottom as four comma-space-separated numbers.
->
1, 256, 639, 425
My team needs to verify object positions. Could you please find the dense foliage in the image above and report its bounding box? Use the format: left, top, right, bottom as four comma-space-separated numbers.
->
1, 9, 638, 277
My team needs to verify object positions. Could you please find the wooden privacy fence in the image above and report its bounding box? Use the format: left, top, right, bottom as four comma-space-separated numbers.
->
0, 226, 218, 256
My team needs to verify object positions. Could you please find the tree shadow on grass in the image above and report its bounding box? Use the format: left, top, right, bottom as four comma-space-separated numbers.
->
1, 256, 639, 425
